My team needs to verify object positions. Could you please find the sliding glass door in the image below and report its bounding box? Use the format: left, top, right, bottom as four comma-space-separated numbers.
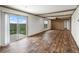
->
18, 16, 27, 39
9, 14, 27, 42
10, 15, 18, 42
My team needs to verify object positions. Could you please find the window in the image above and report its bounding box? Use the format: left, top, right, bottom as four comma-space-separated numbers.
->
44, 20, 48, 28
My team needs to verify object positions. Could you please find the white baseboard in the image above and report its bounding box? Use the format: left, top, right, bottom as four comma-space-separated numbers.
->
28, 28, 50, 36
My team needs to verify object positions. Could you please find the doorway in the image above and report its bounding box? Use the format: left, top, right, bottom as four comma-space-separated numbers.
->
51, 18, 71, 30
9, 14, 28, 42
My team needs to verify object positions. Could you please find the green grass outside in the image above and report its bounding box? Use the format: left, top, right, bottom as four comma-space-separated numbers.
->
10, 24, 26, 35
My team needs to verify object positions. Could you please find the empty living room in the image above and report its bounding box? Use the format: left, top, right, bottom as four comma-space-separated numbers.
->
0, 5, 79, 53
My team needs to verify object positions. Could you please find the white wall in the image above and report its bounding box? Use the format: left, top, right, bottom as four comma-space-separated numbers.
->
71, 6, 79, 47
0, 6, 51, 46
28, 17, 51, 36
28, 16, 44, 36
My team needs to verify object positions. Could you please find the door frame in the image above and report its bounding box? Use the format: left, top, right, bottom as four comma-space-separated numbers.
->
8, 13, 28, 42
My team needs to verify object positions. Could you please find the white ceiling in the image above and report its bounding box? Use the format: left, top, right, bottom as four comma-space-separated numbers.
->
40, 11, 74, 17
6, 5, 77, 19
6, 5, 77, 14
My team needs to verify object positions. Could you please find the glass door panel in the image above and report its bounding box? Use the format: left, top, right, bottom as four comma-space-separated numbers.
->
18, 16, 27, 39
9, 15, 18, 42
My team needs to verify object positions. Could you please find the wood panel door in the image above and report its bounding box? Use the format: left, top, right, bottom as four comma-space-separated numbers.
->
51, 20, 64, 30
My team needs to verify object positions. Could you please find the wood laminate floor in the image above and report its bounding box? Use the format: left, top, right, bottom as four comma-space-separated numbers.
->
0, 30, 79, 53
